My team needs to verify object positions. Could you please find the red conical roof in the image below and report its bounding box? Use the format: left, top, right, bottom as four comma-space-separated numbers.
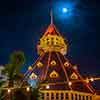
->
29, 52, 95, 93
44, 24, 60, 36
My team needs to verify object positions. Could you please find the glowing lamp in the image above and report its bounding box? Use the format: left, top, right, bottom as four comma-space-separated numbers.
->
69, 82, 72, 86
46, 85, 50, 89
8, 89, 11, 93
28, 66, 32, 71
90, 78, 94, 82
26, 87, 30, 92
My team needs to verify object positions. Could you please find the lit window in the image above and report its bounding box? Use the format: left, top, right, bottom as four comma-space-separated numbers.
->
50, 60, 56, 66
50, 70, 59, 78
64, 61, 69, 67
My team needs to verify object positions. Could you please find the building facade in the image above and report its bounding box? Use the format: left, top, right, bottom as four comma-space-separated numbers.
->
28, 21, 100, 100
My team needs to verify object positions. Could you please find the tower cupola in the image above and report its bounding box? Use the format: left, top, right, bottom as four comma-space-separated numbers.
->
37, 24, 67, 55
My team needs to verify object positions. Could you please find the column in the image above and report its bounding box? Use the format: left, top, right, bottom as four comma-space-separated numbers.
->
59, 93, 61, 100
64, 93, 66, 100
44, 93, 47, 100
73, 94, 75, 100
81, 95, 83, 100
68, 92, 71, 100
77, 94, 79, 100
54, 92, 56, 100
84, 95, 86, 100
49, 92, 51, 100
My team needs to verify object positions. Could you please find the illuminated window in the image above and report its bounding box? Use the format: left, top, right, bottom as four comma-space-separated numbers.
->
70, 73, 78, 80
50, 60, 56, 66
64, 61, 69, 67
37, 61, 43, 68
50, 70, 59, 78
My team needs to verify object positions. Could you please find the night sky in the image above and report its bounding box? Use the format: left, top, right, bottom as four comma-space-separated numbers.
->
0, 0, 100, 89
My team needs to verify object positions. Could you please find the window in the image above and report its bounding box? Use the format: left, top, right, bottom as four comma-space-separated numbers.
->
46, 93, 49, 100
61, 93, 64, 100
56, 93, 59, 100
86, 96, 88, 100
79, 95, 81, 100
51, 93, 54, 100
83, 96, 85, 100
71, 94, 73, 100
90, 96, 92, 100
75, 94, 78, 100
66, 93, 68, 100
41, 93, 44, 100
56, 38, 58, 40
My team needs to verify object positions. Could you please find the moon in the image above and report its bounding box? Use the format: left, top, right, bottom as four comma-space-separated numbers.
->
62, 8, 68, 13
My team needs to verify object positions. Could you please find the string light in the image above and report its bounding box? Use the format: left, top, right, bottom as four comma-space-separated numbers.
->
26, 87, 30, 92
90, 78, 94, 82
46, 85, 50, 89
7, 89, 11, 93
69, 81, 72, 86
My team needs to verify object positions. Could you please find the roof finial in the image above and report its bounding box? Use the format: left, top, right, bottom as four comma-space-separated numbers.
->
50, 9, 53, 25
50, 0, 53, 25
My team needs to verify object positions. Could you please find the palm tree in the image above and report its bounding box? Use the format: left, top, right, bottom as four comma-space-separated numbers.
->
2, 51, 26, 87
0, 51, 26, 100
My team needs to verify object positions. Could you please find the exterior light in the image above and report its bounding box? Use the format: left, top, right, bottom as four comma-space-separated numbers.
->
46, 85, 50, 89
85, 78, 89, 83
73, 65, 78, 70
8, 89, 11, 93
26, 87, 30, 92
28, 66, 32, 71
90, 78, 94, 82
69, 82, 72, 86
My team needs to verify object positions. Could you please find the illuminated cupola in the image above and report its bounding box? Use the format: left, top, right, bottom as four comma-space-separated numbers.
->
25, 9, 100, 100
37, 12, 67, 55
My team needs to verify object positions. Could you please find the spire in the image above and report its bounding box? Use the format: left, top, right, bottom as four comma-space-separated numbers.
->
50, 9, 53, 25
50, 0, 53, 25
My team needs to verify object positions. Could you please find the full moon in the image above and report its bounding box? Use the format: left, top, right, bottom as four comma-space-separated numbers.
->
62, 8, 68, 13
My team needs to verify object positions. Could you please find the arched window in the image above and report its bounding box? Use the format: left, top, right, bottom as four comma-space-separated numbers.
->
61, 93, 64, 100
75, 94, 78, 100
79, 95, 81, 100
51, 93, 54, 100
71, 93, 73, 100
86, 96, 88, 100
46, 93, 49, 100
90, 96, 92, 100
83, 96, 85, 100
66, 93, 68, 100
56, 93, 59, 100
41, 93, 44, 100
